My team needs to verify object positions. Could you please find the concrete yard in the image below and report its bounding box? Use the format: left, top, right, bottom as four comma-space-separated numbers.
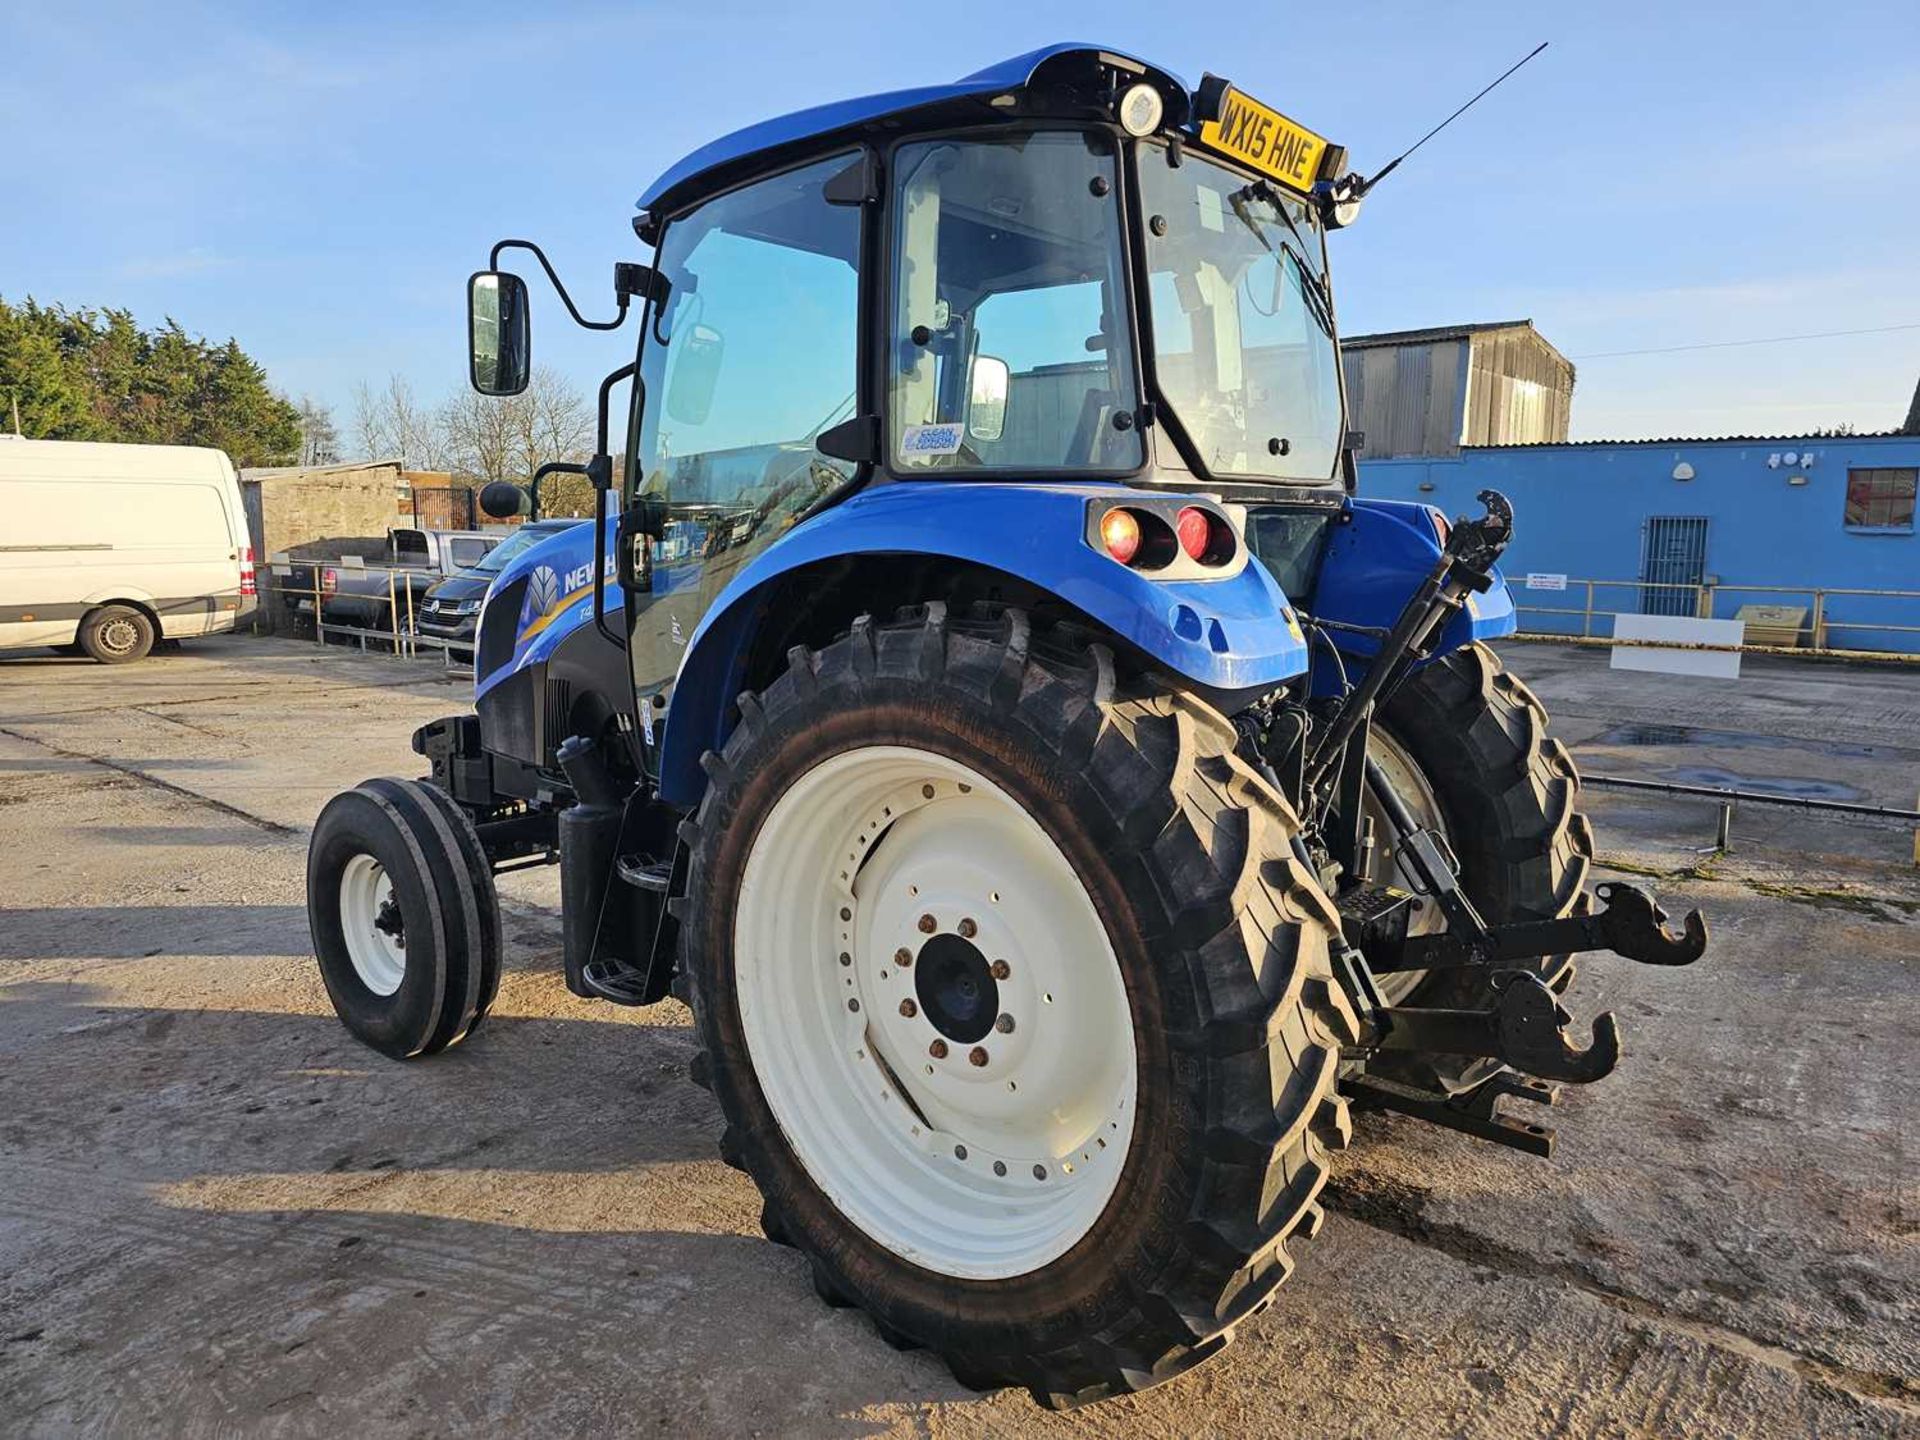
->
1, 635, 1914, 1437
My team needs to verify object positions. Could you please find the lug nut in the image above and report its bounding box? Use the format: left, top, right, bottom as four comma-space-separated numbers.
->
989, 959, 1011, 980
958, 917, 977, 939
917, 914, 937, 934
929, 1039, 948, 1059
894, 947, 913, 967
968, 1047, 989, 1067
994, 1014, 1015, 1034
899, 999, 918, 1018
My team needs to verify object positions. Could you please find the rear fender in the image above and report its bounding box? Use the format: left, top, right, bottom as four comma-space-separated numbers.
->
1306, 497, 1515, 693
655, 482, 1310, 806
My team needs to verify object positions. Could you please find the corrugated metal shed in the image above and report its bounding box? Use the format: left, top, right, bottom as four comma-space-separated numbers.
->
1341, 320, 1574, 459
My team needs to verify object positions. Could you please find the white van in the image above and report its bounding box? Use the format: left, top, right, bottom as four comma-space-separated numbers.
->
0, 438, 256, 663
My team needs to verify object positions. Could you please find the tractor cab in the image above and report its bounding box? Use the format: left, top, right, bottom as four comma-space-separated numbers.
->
465, 47, 1366, 728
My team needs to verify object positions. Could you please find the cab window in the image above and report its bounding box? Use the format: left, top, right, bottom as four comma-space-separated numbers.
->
888, 131, 1141, 472
630, 152, 862, 693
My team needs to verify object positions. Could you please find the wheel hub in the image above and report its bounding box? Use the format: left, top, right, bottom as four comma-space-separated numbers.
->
373, 895, 406, 943
734, 745, 1137, 1279
914, 933, 999, 1043
339, 853, 407, 997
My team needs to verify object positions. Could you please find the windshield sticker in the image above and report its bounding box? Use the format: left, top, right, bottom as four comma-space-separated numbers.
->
902, 422, 965, 457
1197, 186, 1225, 233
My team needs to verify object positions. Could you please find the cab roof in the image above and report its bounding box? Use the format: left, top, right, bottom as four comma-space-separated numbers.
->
636, 43, 1190, 219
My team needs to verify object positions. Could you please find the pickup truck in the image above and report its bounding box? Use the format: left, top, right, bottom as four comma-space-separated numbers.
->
416, 517, 586, 659
279, 528, 502, 634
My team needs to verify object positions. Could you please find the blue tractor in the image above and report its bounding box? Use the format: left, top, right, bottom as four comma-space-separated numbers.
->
307, 45, 1706, 1407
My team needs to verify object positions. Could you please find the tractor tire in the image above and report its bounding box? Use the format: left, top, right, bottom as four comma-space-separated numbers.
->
1372, 642, 1594, 1093
307, 777, 500, 1059
78, 604, 155, 664
674, 602, 1357, 1407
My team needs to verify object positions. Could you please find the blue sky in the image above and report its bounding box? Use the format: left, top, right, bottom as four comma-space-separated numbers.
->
3, 1, 1916, 442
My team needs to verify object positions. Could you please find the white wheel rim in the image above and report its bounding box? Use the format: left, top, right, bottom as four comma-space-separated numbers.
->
100, 617, 139, 654
1364, 725, 1450, 1003
339, 853, 406, 996
735, 745, 1137, 1280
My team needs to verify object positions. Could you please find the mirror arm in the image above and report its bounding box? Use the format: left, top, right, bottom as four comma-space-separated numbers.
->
489, 239, 631, 332
529, 459, 590, 521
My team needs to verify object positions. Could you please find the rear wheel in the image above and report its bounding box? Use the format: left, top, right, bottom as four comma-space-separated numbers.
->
676, 604, 1357, 1406
307, 778, 500, 1059
1371, 643, 1593, 1092
79, 604, 155, 664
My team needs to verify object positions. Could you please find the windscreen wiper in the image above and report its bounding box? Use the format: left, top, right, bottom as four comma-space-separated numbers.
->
1229, 185, 1337, 340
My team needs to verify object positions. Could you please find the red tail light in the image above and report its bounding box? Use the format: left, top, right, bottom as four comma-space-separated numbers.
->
1100, 507, 1143, 564
238, 544, 256, 596
322, 567, 338, 596
1175, 506, 1234, 566
1175, 507, 1211, 560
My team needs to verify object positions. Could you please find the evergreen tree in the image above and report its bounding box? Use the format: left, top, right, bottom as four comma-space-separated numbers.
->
0, 295, 302, 465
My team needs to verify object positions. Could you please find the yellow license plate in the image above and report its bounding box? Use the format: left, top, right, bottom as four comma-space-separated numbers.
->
1199, 86, 1330, 193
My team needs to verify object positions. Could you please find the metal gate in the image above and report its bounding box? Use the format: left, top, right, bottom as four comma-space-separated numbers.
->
1639, 515, 1709, 616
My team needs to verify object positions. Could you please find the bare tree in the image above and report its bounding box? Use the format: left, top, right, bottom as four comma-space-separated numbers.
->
344, 368, 597, 512
294, 395, 339, 466
437, 366, 596, 512
351, 374, 447, 469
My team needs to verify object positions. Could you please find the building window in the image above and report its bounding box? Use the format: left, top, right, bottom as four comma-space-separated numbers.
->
1844, 468, 1916, 531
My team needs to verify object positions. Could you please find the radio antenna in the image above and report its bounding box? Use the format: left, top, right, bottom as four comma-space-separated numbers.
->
1358, 41, 1549, 197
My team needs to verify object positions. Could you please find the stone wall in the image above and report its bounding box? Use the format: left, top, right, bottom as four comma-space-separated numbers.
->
240, 462, 403, 632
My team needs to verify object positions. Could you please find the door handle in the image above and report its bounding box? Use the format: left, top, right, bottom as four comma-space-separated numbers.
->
617, 507, 659, 593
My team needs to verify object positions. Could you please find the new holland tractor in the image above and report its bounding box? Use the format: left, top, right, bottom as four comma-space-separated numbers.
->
306, 44, 1708, 1407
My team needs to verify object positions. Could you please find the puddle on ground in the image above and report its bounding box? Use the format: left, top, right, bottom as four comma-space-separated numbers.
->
1595, 722, 1899, 760
1660, 765, 1865, 803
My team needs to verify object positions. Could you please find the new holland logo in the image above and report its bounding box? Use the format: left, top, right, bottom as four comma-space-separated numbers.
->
527, 565, 562, 616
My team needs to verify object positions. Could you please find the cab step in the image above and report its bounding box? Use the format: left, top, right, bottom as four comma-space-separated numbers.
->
581, 956, 657, 1006
616, 854, 673, 892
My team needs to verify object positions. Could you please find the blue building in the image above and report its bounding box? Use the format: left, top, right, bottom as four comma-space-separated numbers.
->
1360, 433, 1920, 653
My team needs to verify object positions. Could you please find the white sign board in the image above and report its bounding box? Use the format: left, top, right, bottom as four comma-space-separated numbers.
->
1525, 573, 1568, 591
1610, 614, 1745, 680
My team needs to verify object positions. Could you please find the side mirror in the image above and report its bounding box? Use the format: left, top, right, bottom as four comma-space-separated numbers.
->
665, 324, 724, 425
479, 481, 531, 520
469, 271, 531, 396
968, 355, 1009, 442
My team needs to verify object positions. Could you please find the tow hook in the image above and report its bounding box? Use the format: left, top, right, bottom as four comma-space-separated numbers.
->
1364, 880, 1709, 973
1370, 971, 1621, 1084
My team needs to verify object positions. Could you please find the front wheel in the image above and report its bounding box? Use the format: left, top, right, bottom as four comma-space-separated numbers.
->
307, 778, 502, 1058
79, 604, 155, 664
676, 604, 1357, 1406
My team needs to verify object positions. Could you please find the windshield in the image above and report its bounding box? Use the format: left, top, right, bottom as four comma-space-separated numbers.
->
889, 130, 1142, 472
472, 524, 566, 574
1137, 144, 1344, 483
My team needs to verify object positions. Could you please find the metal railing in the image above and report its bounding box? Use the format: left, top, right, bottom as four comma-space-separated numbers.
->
1510, 578, 1920, 659
266, 558, 473, 673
